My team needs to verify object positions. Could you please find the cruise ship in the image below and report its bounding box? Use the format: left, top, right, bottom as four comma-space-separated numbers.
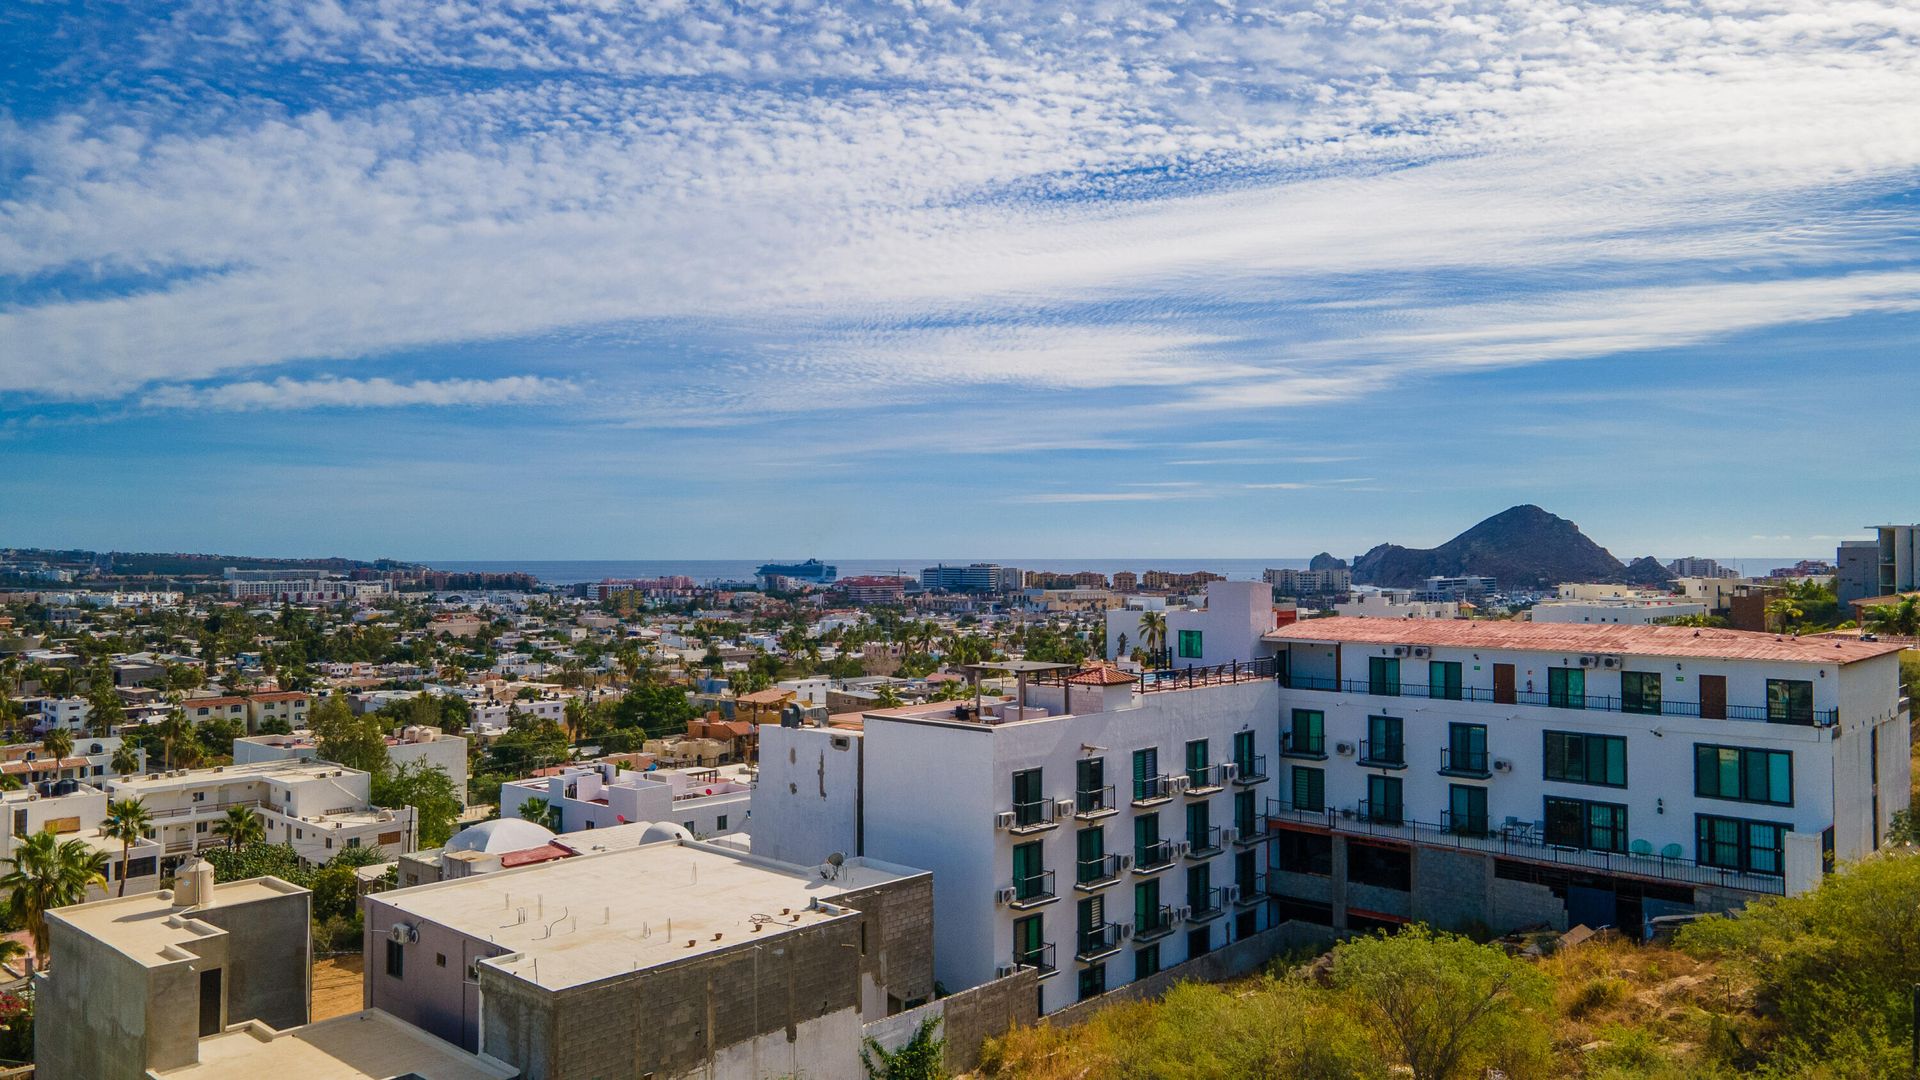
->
755, 558, 837, 583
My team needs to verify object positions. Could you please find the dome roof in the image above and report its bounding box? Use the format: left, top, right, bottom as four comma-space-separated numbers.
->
639, 822, 692, 844
446, 817, 557, 854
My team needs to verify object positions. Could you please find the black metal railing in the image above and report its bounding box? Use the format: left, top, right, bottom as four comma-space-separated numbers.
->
1186, 763, 1225, 791
1133, 775, 1171, 804
1076, 922, 1122, 960
1011, 869, 1056, 906
1441, 810, 1491, 838
1135, 905, 1176, 938
1187, 825, 1222, 856
1280, 732, 1326, 759
1357, 739, 1405, 768
1234, 811, 1269, 841
1077, 853, 1124, 887
1135, 840, 1175, 871
1234, 754, 1268, 783
1011, 798, 1052, 830
1266, 794, 1324, 819
1237, 872, 1268, 904
1356, 798, 1404, 825
1439, 746, 1490, 777
1281, 674, 1837, 726
1014, 941, 1056, 975
1189, 886, 1226, 920
1075, 784, 1116, 817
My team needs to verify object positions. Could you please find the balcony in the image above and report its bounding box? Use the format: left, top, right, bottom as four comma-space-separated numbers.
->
1008, 799, 1058, 835
1282, 674, 1839, 727
1076, 853, 1125, 890
1441, 810, 1492, 839
1262, 803, 1789, 896
1010, 869, 1057, 909
1357, 740, 1406, 770
1438, 747, 1491, 779
1132, 775, 1172, 807
1233, 754, 1268, 785
1233, 813, 1270, 844
1134, 840, 1176, 873
1188, 886, 1226, 922
148, 797, 269, 821
1266, 795, 1323, 819
1356, 798, 1404, 826
1134, 904, 1177, 940
1075, 784, 1117, 820
1280, 733, 1326, 761
1076, 922, 1123, 962
1013, 941, 1057, 977
1236, 873, 1269, 906
1185, 764, 1225, 795
1186, 826, 1223, 858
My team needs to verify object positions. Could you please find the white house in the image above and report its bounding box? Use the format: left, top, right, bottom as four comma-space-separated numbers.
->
497, 760, 753, 839
234, 725, 470, 804
103, 760, 417, 868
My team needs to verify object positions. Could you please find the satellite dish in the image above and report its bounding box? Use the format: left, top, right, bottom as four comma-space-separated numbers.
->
827, 852, 845, 867
819, 852, 847, 881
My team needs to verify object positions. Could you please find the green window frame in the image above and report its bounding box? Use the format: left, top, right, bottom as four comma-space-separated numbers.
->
1177, 630, 1204, 659
1077, 962, 1106, 1001
1445, 723, 1487, 774
1186, 862, 1211, 909
1765, 679, 1814, 724
1185, 738, 1209, 784
1013, 913, 1046, 965
1132, 747, 1160, 800
1548, 666, 1586, 709
1232, 730, 1258, 773
1694, 745, 1792, 806
1287, 710, 1324, 756
1135, 942, 1161, 979
1186, 800, 1211, 849
1696, 814, 1789, 876
1542, 731, 1627, 787
1364, 714, 1404, 766
1135, 812, 1161, 864
1368, 656, 1401, 696
1365, 775, 1403, 824
1012, 768, 1045, 826
1013, 841, 1047, 900
1134, 879, 1161, 934
1290, 766, 1324, 813
1233, 789, 1257, 835
1428, 660, 1463, 701
1448, 784, 1488, 835
1076, 826, 1106, 884
1621, 671, 1662, 715
1544, 796, 1627, 853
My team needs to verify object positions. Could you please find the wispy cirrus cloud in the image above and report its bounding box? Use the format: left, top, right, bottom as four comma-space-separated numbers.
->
140, 375, 577, 412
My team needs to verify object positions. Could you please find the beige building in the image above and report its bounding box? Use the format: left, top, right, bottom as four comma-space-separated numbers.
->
245, 691, 311, 733
103, 761, 416, 868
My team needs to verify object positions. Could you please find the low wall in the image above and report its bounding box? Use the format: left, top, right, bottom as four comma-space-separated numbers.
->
861, 969, 1040, 1074
1044, 920, 1339, 1029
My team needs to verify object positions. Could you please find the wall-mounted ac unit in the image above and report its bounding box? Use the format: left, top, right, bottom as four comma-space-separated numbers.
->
388, 922, 418, 945
995, 962, 1018, 978
1053, 799, 1077, 820
1117, 922, 1134, 940
1169, 775, 1191, 794
1174, 905, 1192, 922
1335, 742, 1356, 756
994, 886, 1017, 905
1493, 759, 1512, 773
1390, 646, 1408, 657
1220, 762, 1239, 783
1117, 853, 1135, 872
992, 811, 1016, 830
1578, 655, 1600, 668
1172, 840, 1191, 858
1223, 885, 1239, 903
1600, 656, 1622, 669
1411, 646, 1431, 659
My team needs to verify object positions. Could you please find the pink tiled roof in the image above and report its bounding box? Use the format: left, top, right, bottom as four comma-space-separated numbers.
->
1267, 616, 1906, 665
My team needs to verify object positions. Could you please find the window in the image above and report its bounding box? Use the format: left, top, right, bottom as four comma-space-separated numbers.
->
1621, 671, 1662, 715
1289, 766, 1324, 813
435, 953, 447, 968
1132, 748, 1164, 802
1232, 730, 1258, 774
1445, 723, 1487, 775
1428, 661, 1462, 701
1177, 630, 1204, 659
1346, 842, 1411, 890
1548, 667, 1586, 709
1077, 826, 1106, 884
1365, 775, 1402, 824
1186, 863, 1211, 912
1013, 914, 1047, 969
1544, 796, 1627, 853
1697, 815, 1789, 876
1135, 879, 1162, 932
1013, 841, 1047, 901
1543, 731, 1627, 787
1135, 942, 1161, 980
1765, 679, 1814, 725
1368, 656, 1401, 696
1077, 962, 1107, 1001
1276, 830, 1332, 876
1448, 784, 1488, 835
1185, 739, 1209, 786
1188, 926, 1211, 957
1364, 715, 1404, 766
1012, 768, 1045, 826
1233, 789, 1257, 835
1076, 757, 1107, 811
1695, 745, 1792, 806
1135, 812, 1162, 865
1186, 801, 1212, 850
385, 939, 404, 979
1286, 710, 1324, 757
715, 815, 727, 831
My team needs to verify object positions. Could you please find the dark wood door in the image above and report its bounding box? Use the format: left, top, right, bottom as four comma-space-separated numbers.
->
1493, 663, 1516, 705
1699, 674, 1726, 720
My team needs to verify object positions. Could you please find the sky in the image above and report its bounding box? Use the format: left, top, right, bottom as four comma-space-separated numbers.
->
1, 0, 1917, 563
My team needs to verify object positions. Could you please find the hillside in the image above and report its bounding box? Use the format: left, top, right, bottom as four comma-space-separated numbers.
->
1350, 505, 1626, 590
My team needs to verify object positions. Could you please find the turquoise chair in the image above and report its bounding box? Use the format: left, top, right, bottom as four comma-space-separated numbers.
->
1660, 843, 1683, 860
1630, 839, 1653, 856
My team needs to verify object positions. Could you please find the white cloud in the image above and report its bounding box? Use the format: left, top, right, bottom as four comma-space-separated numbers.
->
140, 375, 577, 412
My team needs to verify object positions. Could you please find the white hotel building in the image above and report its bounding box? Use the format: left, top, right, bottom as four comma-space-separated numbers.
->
751, 582, 1910, 1016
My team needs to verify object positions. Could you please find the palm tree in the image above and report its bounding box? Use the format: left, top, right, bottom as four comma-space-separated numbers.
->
103, 799, 153, 897
1865, 595, 1920, 637
518, 797, 560, 831
1765, 597, 1804, 634
873, 685, 904, 708
1136, 611, 1169, 667
2, 831, 109, 971
0, 936, 26, 974
155, 703, 194, 770
40, 728, 73, 768
110, 743, 143, 776
563, 697, 590, 745
212, 805, 264, 849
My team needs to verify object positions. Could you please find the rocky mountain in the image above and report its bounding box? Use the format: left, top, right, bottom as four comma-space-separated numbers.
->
1350, 505, 1627, 590
1618, 556, 1676, 586
1308, 552, 1348, 571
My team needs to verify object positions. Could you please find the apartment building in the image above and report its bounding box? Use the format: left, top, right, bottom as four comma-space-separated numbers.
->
1874, 524, 1920, 595
0, 735, 144, 785
24, 695, 91, 733
497, 759, 752, 838
1262, 617, 1909, 934
0, 780, 164, 900
246, 690, 310, 732
1334, 590, 1463, 620
363, 838, 933, 1078
1264, 566, 1353, 596
1528, 596, 1709, 624
235, 724, 469, 803
1103, 580, 1281, 667
180, 695, 248, 728
103, 761, 417, 867
854, 659, 1284, 1015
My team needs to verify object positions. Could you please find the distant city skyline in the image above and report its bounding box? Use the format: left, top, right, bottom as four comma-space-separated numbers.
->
3, 3, 1916, 557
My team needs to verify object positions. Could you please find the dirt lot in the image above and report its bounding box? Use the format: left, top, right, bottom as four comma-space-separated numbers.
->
312, 954, 365, 1020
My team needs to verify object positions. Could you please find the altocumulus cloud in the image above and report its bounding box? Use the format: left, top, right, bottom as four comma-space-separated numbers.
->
140, 376, 578, 412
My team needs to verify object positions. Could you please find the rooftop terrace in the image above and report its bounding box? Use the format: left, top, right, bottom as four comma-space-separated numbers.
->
1267, 616, 1907, 665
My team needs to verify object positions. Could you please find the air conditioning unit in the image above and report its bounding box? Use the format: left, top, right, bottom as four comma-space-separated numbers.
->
1220, 828, 1237, 846
1169, 775, 1191, 794
1578, 655, 1600, 668
1053, 798, 1077, 820
1223, 884, 1239, 903
1390, 646, 1408, 657
387, 922, 418, 945
1493, 759, 1513, 773
1174, 905, 1192, 922
1335, 742, 1356, 756
1117, 853, 1135, 872
1117, 922, 1134, 940
1220, 762, 1239, 783
1411, 646, 1431, 659
994, 886, 1017, 905
993, 811, 1016, 830
1172, 840, 1191, 858
1600, 656, 1622, 669
995, 962, 1018, 978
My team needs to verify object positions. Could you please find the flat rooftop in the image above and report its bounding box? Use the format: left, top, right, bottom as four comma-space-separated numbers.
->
1267, 616, 1908, 664
153, 1008, 515, 1080
107, 760, 366, 793
51, 878, 306, 968
376, 841, 919, 991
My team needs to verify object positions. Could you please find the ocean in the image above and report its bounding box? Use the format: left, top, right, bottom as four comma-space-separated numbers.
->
425, 557, 1807, 587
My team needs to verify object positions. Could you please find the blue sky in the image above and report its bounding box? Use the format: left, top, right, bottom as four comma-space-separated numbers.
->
2, 0, 1917, 562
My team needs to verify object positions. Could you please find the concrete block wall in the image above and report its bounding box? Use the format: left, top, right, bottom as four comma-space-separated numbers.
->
1043, 920, 1339, 1029
836, 871, 936, 1009
862, 970, 1042, 1075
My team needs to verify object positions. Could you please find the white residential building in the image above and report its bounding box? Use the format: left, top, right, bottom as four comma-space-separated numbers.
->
103, 761, 417, 868
25, 696, 92, 734
1334, 590, 1463, 620
497, 760, 754, 839
1529, 597, 1709, 624
1104, 580, 1280, 668
0, 781, 164, 900
234, 725, 470, 803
